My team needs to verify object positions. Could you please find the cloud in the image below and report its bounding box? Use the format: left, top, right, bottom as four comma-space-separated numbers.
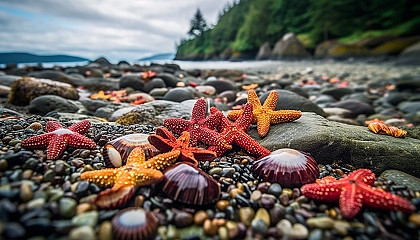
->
0, 0, 233, 62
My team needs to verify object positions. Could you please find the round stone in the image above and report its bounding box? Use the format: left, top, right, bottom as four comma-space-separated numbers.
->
216, 200, 230, 211
69, 226, 96, 240
254, 208, 270, 226
307, 217, 334, 229
193, 210, 208, 226
174, 211, 193, 228
239, 207, 255, 226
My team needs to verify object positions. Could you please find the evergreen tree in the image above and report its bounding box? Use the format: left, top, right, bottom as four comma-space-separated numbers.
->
188, 8, 208, 37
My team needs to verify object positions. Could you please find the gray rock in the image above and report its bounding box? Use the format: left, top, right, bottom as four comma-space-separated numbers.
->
80, 97, 109, 113
271, 33, 311, 59
259, 90, 327, 117
203, 80, 237, 94
72, 211, 98, 227
380, 170, 420, 191
256, 42, 272, 60
0, 75, 21, 87
398, 101, 420, 113
109, 107, 136, 122
149, 87, 169, 97
331, 100, 375, 116
119, 75, 146, 91
320, 87, 354, 100
29, 95, 79, 115
27, 70, 81, 85
163, 88, 194, 102
323, 107, 355, 118
398, 41, 420, 65
0, 85, 10, 97
156, 73, 181, 87
59, 197, 77, 218
144, 78, 166, 92
122, 100, 195, 126
249, 112, 420, 177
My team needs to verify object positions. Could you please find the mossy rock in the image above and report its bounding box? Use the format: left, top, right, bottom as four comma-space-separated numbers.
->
371, 36, 420, 55
329, 44, 369, 57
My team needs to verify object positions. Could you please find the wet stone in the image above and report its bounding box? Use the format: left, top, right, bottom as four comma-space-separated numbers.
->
59, 197, 77, 218
69, 226, 96, 240
194, 210, 208, 226
175, 211, 193, 228
3, 222, 26, 240
98, 221, 112, 240
261, 194, 276, 209
268, 183, 282, 197
254, 208, 270, 226
203, 219, 218, 236
239, 207, 255, 226
218, 226, 229, 240
307, 216, 334, 229
251, 218, 268, 235
290, 223, 309, 239
250, 190, 262, 201
26, 198, 46, 210
20, 183, 33, 202
71, 210, 98, 227
276, 219, 292, 237
74, 181, 90, 198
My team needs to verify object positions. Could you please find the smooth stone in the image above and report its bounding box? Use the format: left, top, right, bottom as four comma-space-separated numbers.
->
254, 208, 270, 226
69, 226, 96, 240
250, 190, 262, 201
251, 218, 268, 235
163, 88, 194, 102
0, 159, 7, 171
260, 194, 276, 209
321, 87, 354, 100
149, 87, 169, 97
20, 183, 33, 202
209, 167, 223, 175
59, 198, 77, 218
276, 219, 292, 237
268, 183, 282, 197
290, 223, 309, 239
126, 92, 154, 103
193, 210, 208, 225
71, 211, 98, 227
174, 211, 193, 228
239, 207, 255, 226
195, 85, 216, 95
333, 220, 350, 236
203, 80, 236, 94
398, 101, 420, 113
307, 216, 334, 229
218, 226, 229, 240
270, 206, 286, 226
323, 107, 355, 118
26, 198, 46, 209
29, 95, 79, 115
216, 200, 230, 211
144, 78, 166, 92
98, 221, 112, 240
331, 100, 375, 116
203, 219, 218, 236
380, 170, 420, 191
226, 221, 239, 239
119, 75, 146, 91
3, 222, 26, 240
249, 112, 420, 177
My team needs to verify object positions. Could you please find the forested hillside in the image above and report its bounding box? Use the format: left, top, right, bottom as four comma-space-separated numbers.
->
176, 0, 420, 60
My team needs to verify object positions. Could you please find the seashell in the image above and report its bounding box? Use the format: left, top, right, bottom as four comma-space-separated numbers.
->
253, 148, 319, 188
368, 122, 407, 138
159, 162, 221, 205
93, 186, 136, 209
103, 134, 159, 168
26, 122, 43, 131
111, 207, 158, 240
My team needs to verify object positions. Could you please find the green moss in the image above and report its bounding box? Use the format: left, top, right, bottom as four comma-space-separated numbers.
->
115, 112, 143, 125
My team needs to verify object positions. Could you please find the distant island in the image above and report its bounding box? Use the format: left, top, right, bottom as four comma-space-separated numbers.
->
0, 52, 90, 64
138, 53, 175, 61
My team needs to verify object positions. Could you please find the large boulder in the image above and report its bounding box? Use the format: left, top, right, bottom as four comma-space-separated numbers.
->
255, 42, 272, 60
398, 40, 420, 65
371, 36, 420, 56
27, 70, 81, 85
271, 33, 310, 59
259, 90, 327, 117
119, 75, 146, 91
28, 95, 79, 115
315, 40, 369, 58
248, 112, 420, 177
8, 77, 79, 106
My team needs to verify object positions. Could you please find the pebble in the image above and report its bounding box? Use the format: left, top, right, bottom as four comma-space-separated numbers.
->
26, 198, 46, 209
307, 216, 334, 229
59, 197, 77, 218
69, 226, 96, 240
276, 219, 292, 237
20, 182, 33, 202
260, 194, 276, 209
2, 222, 26, 240
71, 211, 98, 227
250, 189, 262, 201
226, 221, 239, 239
193, 210, 208, 226
409, 213, 420, 227
98, 221, 112, 240
203, 219, 218, 236
251, 218, 268, 235
174, 211, 193, 228
333, 220, 350, 236
218, 226, 229, 240
290, 223, 309, 239
239, 207, 255, 226
254, 208, 270, 226
268, 183, 282, 197
217, 200, 230, 211
0, 159, 7, 171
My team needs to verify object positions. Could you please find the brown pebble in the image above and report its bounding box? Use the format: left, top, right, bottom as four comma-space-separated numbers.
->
226, 221, 239, 239
254, 208, 270, 226
174, 211, 193, 228
409, 213, 420, 227
134, 195, 145, 207
212, 218, 226, 227
194, 210, 208, 226
203, 219, 218, 236
218, 226, 229, 240
260, 194, 276, 209
250, 190, 262, 201
26, 122, 42, 131
239, 207, 255, 226
279, 193, 290, 206
0, 159, 8, 171
282, 188, 293, 198
22, 170, 33, 179
76, 203, 94, 215
2, 136, 12, 143
217, 200, 229, 211
257, 182, 271, 193
20, 183, 33, 202
12, 124, 23, 130
229, 188, 243, 198
98, 221, 112, 240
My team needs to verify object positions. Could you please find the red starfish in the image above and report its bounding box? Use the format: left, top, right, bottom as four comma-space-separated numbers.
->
148, 127, 217, 166
301, 169, 414, 219
207, 103, 271, 158
21, 120, 96, 160
164, 98, 231, 148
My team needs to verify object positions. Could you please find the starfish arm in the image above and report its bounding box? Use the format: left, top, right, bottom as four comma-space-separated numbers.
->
247, 90, 262, 108
227, 110, 243, 122
234, 132, 271, 157
155, 127, 178, 143
47, 135, 69, 160
188, 129, 200, 147
142, 150, 180, 171
164, 118, 192, 134
207, 131, 235, 156
80, 169, 119, 187
235, 103, 253, 132
179, 151, 199, 166
67, 133, 97, 149
178, 131, 191, 149
348, 169, 376, 186
300, 180, 342, 202
270, 110, 302, 124
197, 127, 232, 149
113, 168, 163, 189
67, 120, 92, 134
202, 110, 223, 130
190, 147, 217, 162
21, 133, 55, 149
262, 91, 278, 110
360, 184, 414, 213
210, 107, 231, 132
148, 134, 176, 153
191, 98, 207, 122
45, 121, 63, 132
256, 113, 271, 138
125, 147, 146, 165
339, 183, 364, 219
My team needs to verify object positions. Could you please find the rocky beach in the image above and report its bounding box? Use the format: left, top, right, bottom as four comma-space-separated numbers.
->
1, 58, 420, 240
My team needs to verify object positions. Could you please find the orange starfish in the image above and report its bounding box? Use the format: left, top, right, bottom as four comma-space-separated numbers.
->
364, 118, 385, 125
228, 90, 302, 137
80, 147, 180, 208
301, 169, 414, 219
90, 91, 111, 100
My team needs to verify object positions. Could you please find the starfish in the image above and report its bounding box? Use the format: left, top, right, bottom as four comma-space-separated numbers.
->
301, 169, 414, 219
227, 90, 302, 137
164, 98, 231, 148
81, 147, 180, 208
208, 103, 271, 158
148, 127, 218, 166
21, 120, 97, 160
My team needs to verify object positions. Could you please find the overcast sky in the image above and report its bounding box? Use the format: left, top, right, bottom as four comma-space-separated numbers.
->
0, 0, 233, 62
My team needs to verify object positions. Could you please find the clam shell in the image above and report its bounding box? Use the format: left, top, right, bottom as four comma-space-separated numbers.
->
111, 207, 158, 240
160, 162, 221, 206
103, 133, 159, 168
253, 148, 319, 188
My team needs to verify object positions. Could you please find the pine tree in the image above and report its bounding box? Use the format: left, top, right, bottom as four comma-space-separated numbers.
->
188, 8, 208, 37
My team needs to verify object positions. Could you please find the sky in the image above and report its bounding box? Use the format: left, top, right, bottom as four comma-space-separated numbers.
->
0, 0, 234, 63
